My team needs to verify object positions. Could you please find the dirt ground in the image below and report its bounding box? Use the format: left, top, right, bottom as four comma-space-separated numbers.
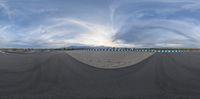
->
66, 51, 154, 69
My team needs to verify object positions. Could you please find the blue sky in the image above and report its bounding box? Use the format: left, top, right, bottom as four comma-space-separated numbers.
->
1, 0, 200, 48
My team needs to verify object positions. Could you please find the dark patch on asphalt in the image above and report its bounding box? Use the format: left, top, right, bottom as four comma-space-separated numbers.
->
0, 52, 199, 99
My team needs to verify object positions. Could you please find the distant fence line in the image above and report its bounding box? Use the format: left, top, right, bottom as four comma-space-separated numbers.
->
1, 48, 199, 53
71, 48, 190, 53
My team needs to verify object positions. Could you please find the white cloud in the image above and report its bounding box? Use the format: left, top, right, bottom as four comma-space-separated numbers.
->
0, 2, 14, 22
0, 25, 12, 47
106, 0, 200, 48
14, 16, 138, 48
1, 0, 200, 48
114, 18, 200, 47
37, 8, 58, 14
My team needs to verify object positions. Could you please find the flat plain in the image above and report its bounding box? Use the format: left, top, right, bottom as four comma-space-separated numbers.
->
0, 50, 200, 99
66, 51, 154, 69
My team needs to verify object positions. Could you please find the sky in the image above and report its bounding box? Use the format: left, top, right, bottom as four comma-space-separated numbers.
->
1, 0, 200, 48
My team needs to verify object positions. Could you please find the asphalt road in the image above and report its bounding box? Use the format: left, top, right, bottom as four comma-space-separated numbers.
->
0, 51, 200, 99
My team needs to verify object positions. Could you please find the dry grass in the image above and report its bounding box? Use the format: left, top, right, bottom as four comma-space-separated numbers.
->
66, 51, 154, 69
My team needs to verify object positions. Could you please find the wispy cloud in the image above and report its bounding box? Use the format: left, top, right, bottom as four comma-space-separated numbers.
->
0, 25, 12, 47
0, 1, 14, 23
1, 0, 200, 48
110, 0, 200, 48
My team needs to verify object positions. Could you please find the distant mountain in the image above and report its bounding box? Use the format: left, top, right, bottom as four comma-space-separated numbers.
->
67, 45, 93, 49
66, 45, 111, 49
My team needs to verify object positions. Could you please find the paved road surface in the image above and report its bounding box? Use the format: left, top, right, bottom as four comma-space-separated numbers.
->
0, 52, 200, 99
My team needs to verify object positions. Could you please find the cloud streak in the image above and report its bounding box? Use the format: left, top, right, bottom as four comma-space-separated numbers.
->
111, 0, 200, 48
1, 0, 200, 48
